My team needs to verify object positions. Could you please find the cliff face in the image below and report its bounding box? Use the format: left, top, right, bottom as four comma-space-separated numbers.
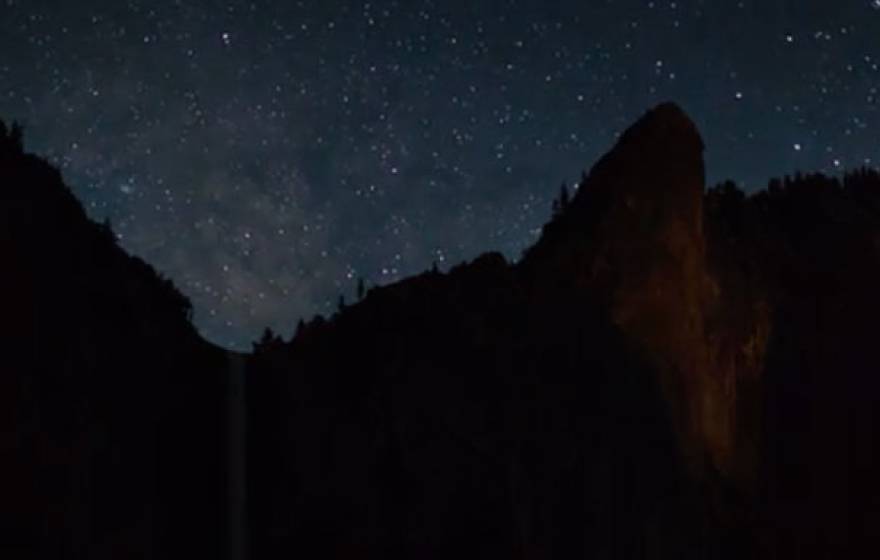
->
523, 103, 731, 475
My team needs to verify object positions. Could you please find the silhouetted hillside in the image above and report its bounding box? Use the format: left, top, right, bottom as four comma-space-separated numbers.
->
4, 104, 880, 559
248, 104, 880, 559
0, 121, 233, 559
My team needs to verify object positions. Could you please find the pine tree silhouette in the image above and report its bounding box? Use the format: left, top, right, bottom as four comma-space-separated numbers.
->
357, 277, 365, 301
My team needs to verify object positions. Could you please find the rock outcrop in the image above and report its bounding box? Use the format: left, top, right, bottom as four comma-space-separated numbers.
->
523, 103, 728, 475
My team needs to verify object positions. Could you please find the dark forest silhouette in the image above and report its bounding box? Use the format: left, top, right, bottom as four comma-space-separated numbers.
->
1, 120, 229, 558
3, 103, 880, 559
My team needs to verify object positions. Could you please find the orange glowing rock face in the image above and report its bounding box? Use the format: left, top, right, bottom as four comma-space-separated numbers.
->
524, 103, 766, 479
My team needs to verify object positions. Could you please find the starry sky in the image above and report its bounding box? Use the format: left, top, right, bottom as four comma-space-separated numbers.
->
2, 0, 879, 349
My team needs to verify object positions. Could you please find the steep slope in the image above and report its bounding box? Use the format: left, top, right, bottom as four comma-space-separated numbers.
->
521, 104, 773, 484
522, 102, 726, 474
0, 122, 233, 559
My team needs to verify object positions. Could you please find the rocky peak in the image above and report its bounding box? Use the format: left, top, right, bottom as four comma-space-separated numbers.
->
613, 101, 703, 152
523, 103, 733, 474
570, 102, 705, 237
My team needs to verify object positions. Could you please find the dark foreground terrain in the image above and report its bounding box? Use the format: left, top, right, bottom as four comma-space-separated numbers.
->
2, 104, 879, 558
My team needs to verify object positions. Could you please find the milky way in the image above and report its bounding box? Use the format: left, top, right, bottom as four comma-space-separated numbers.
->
2, 0, 879, 349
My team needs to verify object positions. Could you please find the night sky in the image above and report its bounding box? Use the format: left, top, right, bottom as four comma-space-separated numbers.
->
2, 0, 879, 349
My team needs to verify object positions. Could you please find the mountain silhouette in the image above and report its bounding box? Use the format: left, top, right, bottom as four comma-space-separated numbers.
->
3, 104, 880, 559
1, 121, 232, 558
